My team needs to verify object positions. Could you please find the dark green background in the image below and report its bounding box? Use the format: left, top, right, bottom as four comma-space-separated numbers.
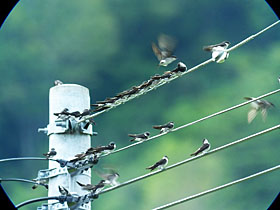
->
0, 0, 279, 209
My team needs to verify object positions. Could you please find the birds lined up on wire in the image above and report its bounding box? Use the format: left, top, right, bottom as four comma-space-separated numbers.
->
91, 62, 187, 113
54, 108, 96, 122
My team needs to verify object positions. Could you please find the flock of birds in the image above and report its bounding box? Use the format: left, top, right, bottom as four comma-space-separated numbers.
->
45, 34, 276, 197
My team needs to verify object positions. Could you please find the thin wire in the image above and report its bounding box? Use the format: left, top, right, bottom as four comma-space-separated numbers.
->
101, 88, 280, 157
0, 178, 46, 187
152, 164, 280, 210
16, 196, 61, 209
99, 124, 280, 194
78, 19, 280, 123
0, 157, 56, 163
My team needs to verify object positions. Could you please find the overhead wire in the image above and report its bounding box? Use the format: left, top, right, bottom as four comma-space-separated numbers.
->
99, 124, 280, 194
101, 88, 280, 158
152, 164, 280, 210
78, 19, 280, 123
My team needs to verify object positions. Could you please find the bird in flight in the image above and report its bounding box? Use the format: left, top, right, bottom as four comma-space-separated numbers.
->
152, 34, 177, 67
244, 97, 275, 123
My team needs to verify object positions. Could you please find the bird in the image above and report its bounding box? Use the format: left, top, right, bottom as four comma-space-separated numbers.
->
69, 111, 81, 118
85, 142, 116, 156
190, 138, 211, 156
278, 76, 280, 84
152, 34, 177, 67
244, 97, 275, 123
95, 168, 120, 186
58, 185, 70, 196
69, 152, 87, 163
153, 121, 174, 133
128, 132, 150, 142
76, 180, 106, 194
172, 62, 187, 73
43, 148, 57, 159
53, 108, 70, 120
203, 41, 230, 63
54, 80, 63, 86
79, 109, 92, 119
146, 156, 168, 171
83, 118, 96, 130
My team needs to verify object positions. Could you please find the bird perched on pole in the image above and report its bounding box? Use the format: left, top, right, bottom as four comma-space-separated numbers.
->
190, 139, 211, 156
54, 80, 63, 86
203, 41, 230, 63
153, 121, 174, 134
53, 108, 70, 120
128, 132, 150, 142
76, 180, 106, 194
146, 156, 168, 171
85, 142, 116, 156
244, 97, 275, 123
43, 148, 57, 159
152, 34, 177, 67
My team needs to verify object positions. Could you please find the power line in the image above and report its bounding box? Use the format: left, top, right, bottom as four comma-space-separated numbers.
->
16, 196, 62, 209
152, 164, 280, 210
0, 178, 47, 188
99, 124, 280, 194
78, 19, 280, 123
101, 88, 280, 157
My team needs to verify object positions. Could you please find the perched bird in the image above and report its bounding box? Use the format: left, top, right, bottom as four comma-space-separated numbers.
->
95, 168, 120, 186
146, 156, 168, 171
69, 111, 81, 118
153, 121, 174, 133
190, 139, 211, 156
244, 97, 275, 123
43, 148, 57, 159
83, 118, 96, 130
172, 62, 187, 73
53, 108, 70, 120
79, 109, 92, 119
128, 132, 150, 142
203, 41, 230, 63
76, 180, 106, 194
58, 185, 70, 196
85, 142, 116, 156
152, 34, 177, 67
69, 152, 87, 163
54, 80, 63, 86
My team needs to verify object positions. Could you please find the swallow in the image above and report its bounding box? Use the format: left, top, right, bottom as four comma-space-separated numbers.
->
152, 34, 177, 67
53, 108, 70, 120
172, 62, 187, 73
78, 109, 92, 119
69, 152, 87, 163
86, 142, 116, 156
151, 74, 162, 80
278, 76, 280, 84
58, 185, 70, 196
102, 142, 116, 154
95, 168, 120, 186
138, 80, 154, 89
190, 138, 211, 156
43, 148, 57, 159
83, 118, 96, 130
128, 132, 150, 142
203, 41, 230, 63
146, 156, 168, 171
54, 80, 63, 86
76, 180, 106, 194
244, 97, 275, 123
69, 111, 81, 118
153, 121, 174, 133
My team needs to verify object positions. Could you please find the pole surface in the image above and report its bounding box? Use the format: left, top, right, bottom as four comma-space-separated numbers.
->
48, 84, 91, 209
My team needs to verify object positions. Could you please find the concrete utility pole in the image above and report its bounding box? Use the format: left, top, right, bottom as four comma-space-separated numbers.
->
47, 84, 92, 210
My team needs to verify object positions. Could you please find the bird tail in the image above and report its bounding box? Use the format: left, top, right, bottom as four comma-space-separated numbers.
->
244, 97, 253, 101
190, 152, 197, 156
130, 138, 136, 142
76, 181, 85, 187
153, 125, 162, 130
202, 46, 212, 51
128, 134, 136, 137
146, 166, 156, 171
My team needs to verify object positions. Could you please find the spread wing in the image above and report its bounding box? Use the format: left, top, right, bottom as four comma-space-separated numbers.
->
248, 109, 258, 124
152, 42, 162, 61
158, 34, 176, 55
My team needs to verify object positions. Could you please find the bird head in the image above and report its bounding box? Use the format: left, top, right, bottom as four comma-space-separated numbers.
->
203, 139, 209, 144
159, 60, 167, 66
145, 132, 150, 136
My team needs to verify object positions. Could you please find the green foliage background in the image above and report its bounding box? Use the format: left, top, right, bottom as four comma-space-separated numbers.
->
0, 0, 279, 209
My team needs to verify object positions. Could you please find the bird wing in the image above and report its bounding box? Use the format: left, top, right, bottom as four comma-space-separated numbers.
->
153, 125, 163, 129
192, 143, 209, 155
261, 108, 267, 122
76, 181, 85, 187
128, 134, 137, 137
152, 42, 162, 61
248, 109, 258, 124
158, 34, 176, 54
